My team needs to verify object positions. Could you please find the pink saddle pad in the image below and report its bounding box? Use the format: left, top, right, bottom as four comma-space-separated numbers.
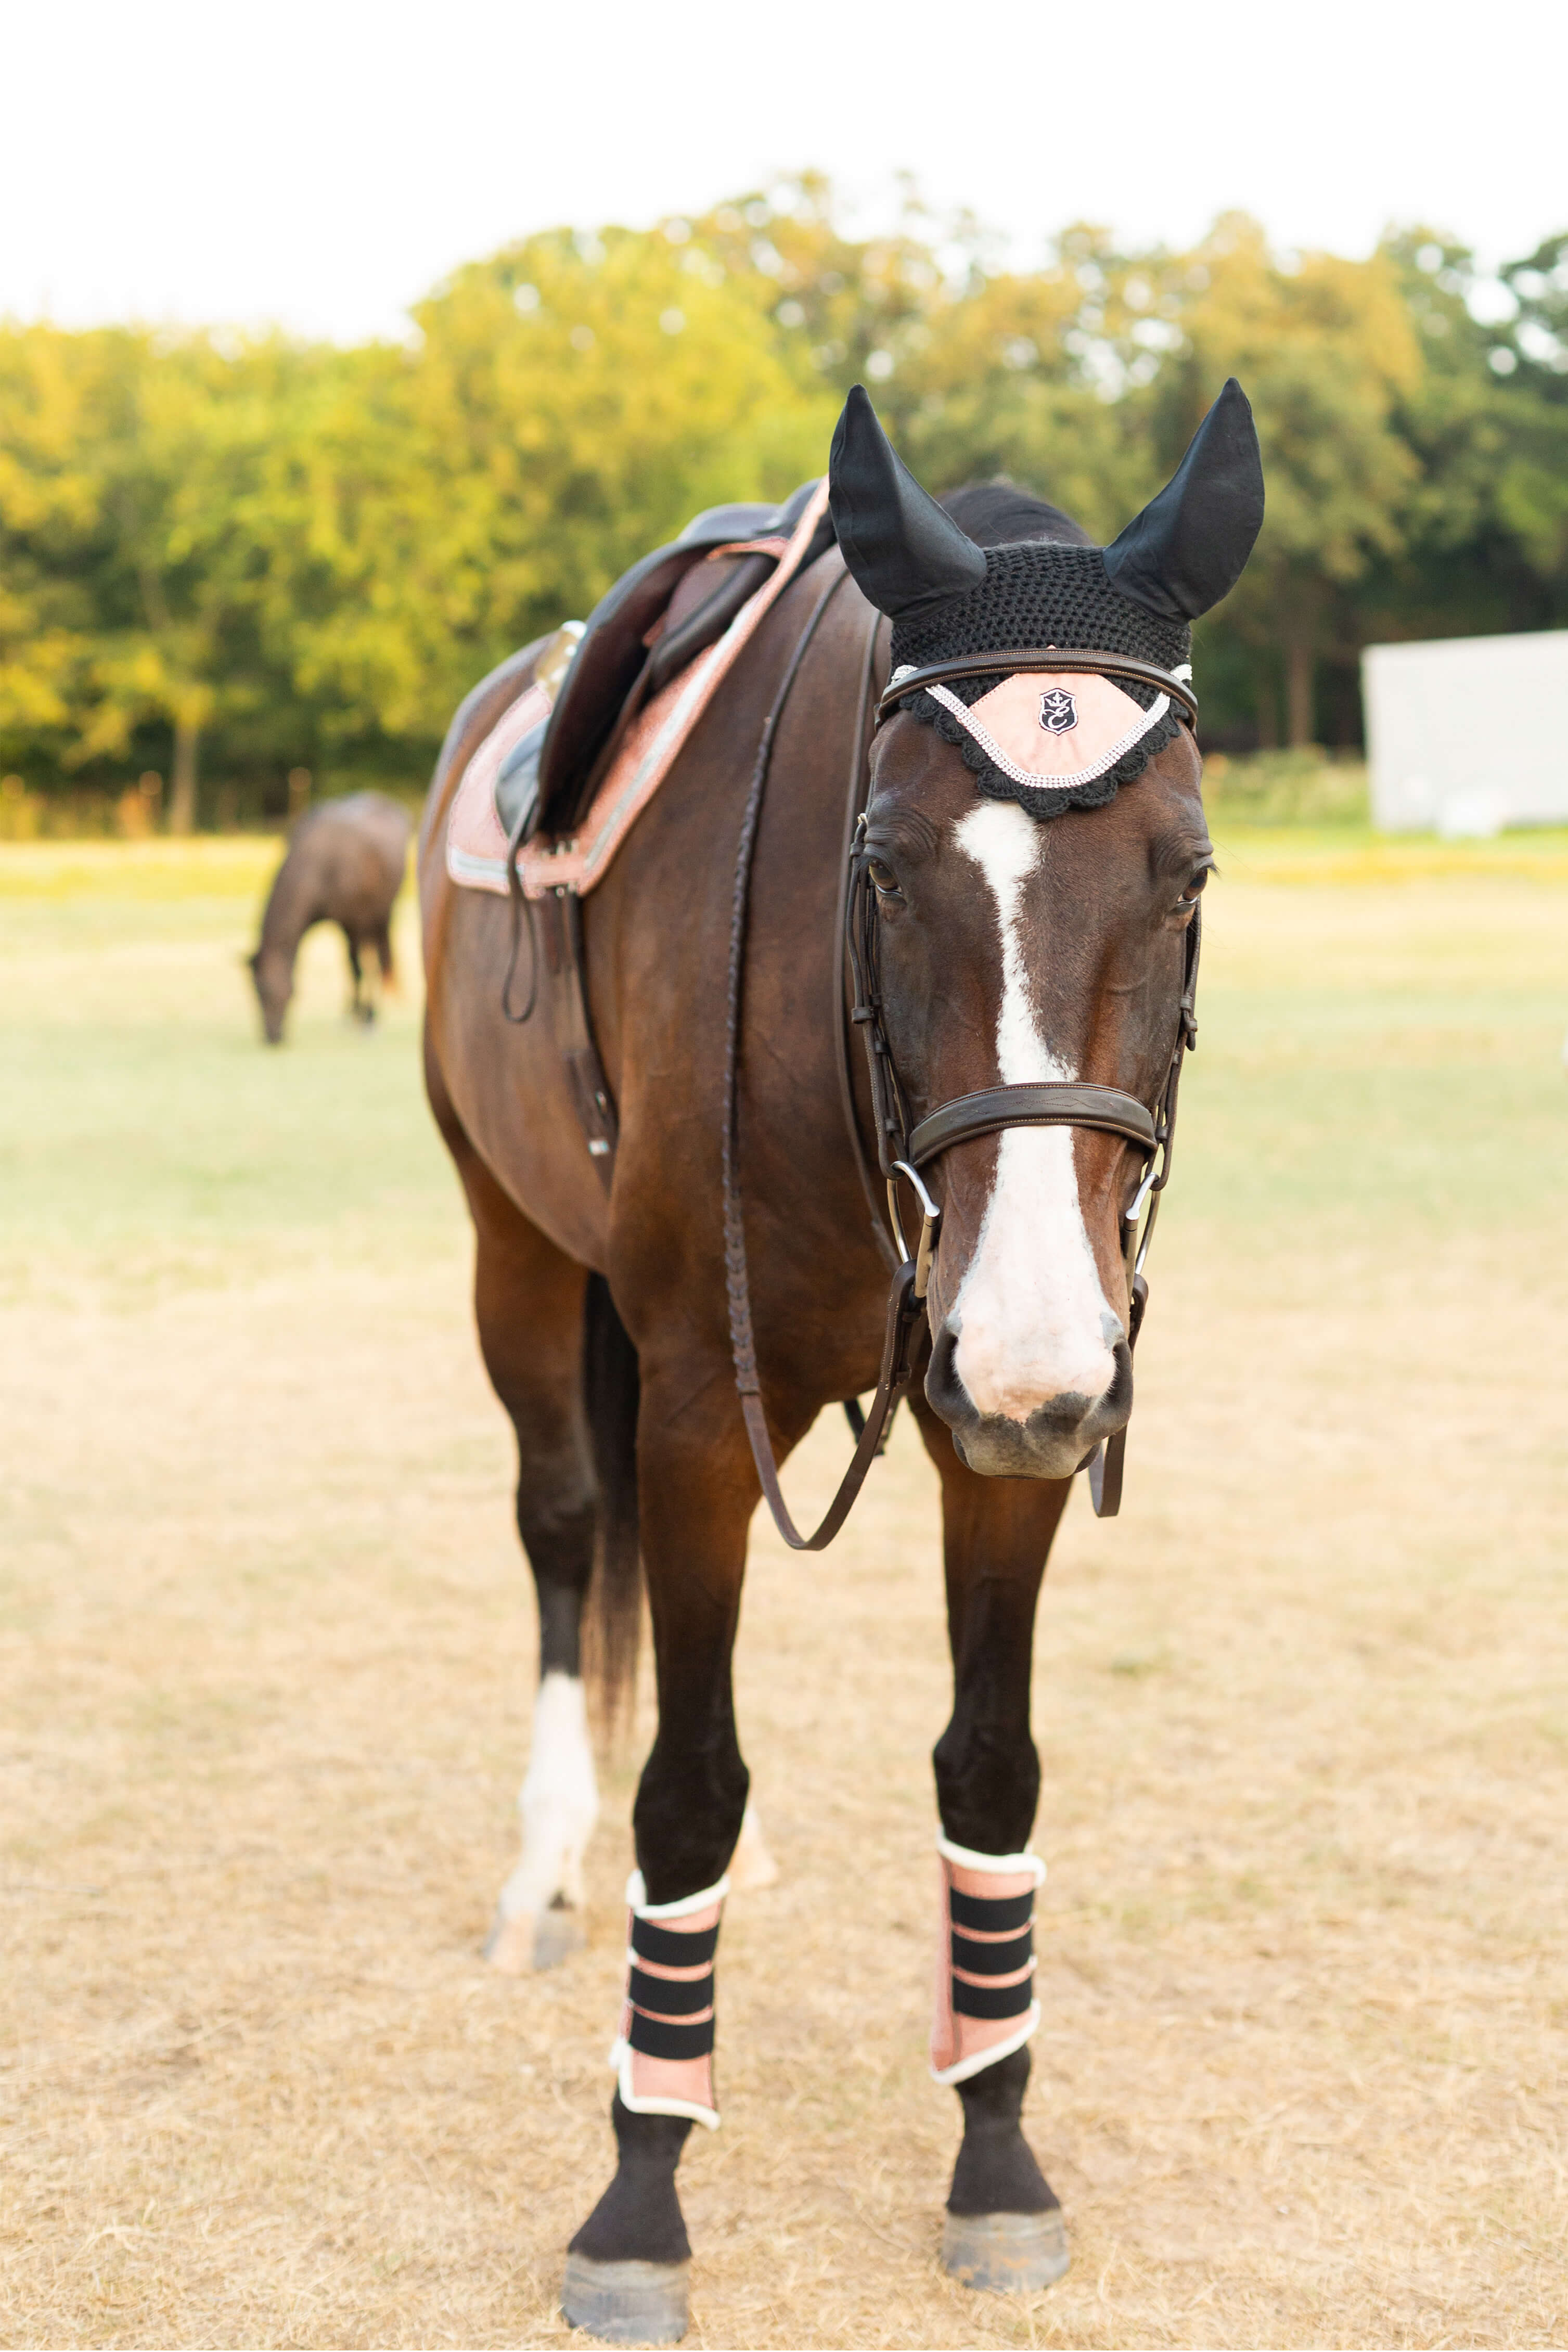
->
446, 480, 831, 902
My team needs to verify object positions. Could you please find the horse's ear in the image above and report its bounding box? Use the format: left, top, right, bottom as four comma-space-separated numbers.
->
829, 384, 987, 620
1103, 378, 1264, 621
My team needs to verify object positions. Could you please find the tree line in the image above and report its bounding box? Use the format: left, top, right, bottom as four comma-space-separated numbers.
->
3, 177, 1565, 822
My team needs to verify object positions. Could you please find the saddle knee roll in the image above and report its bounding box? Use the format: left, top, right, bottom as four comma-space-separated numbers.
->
611, 1869, 728, 2129
930, 1834, 1045, 2086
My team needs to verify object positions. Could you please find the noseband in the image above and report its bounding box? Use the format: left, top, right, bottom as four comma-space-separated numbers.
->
722, 597, 1202, 1547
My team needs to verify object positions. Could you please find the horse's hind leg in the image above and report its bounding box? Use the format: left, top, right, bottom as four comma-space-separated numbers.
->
913, 1394, 1074, 2294
438, 1116, 604, 1972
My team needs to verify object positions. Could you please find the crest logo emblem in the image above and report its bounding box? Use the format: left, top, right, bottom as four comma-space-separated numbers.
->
1039, 687, 1078, 735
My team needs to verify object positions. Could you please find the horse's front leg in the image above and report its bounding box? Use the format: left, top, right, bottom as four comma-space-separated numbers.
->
562, 1359, 768, 2348
342, 926, 374, 1022
914, 1395, 1074, 2295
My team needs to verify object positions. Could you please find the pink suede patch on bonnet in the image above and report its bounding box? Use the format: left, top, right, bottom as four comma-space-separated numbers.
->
924, 670, 1169, 790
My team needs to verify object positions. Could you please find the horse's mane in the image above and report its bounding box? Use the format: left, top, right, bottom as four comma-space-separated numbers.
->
940, 479, 1094, 551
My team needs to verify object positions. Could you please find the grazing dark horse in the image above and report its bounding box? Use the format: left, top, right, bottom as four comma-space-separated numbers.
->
420, 383, 1262, 2343
248, 790, 409, 1044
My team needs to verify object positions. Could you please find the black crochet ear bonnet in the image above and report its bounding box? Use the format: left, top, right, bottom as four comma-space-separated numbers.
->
828, 380, 1265, 821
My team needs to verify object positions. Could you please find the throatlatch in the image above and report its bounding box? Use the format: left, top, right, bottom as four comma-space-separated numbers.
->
931, 1836, 1046, 2085
611, 1870, 728, 2130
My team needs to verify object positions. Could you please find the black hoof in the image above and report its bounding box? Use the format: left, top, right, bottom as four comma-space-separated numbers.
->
562, 2252, 690, 2344
942, 2207, 1070, 2292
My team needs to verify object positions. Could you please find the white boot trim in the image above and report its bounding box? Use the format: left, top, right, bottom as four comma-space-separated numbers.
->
611, 2037, 721, 2130
625, 1868, 731, 1919
936, 1832, 1046, 1885
929, 2001, 1042, 2087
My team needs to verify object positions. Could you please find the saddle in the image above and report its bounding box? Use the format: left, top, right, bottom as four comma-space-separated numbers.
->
445, 478, 839, 1198
496, 480, 836, 845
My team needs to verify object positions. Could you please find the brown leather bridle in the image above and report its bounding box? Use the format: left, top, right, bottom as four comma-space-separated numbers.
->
723, 604, 1202, 1547
875, 647, 1201, 730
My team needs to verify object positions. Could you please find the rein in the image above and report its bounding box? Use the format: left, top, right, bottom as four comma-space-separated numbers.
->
723, 590, 1201, 1546
723, 568, 928, 1550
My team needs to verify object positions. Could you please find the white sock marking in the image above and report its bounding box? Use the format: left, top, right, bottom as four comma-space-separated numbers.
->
499, 1669, 599, 1919
950, 801, 1120, 1419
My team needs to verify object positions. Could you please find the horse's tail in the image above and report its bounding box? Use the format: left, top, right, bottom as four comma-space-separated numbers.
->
582, 1272, 642, 1733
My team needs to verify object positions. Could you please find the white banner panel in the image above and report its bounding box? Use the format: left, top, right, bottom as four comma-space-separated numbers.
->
1361, 629, 1568, 836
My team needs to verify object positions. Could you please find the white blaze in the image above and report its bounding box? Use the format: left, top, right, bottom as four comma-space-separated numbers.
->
498, 1669, 600, 1920
949, 801, 1120, 1420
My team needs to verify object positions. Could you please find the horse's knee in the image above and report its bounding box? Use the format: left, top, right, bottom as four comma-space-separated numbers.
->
933, 1713, 1040, 1855
633, 1734, 749, 1905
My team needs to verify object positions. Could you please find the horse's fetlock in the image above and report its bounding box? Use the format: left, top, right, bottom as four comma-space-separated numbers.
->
570, 2099, 694, 2267
948, 2049, 1055, 2218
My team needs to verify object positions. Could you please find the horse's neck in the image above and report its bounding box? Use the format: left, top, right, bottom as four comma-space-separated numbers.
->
260, 848, 317, 961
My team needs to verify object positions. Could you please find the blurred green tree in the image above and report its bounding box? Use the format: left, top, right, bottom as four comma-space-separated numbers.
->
0, 325, 313, 820
4, 184, 1568, 802
1138, 217, 1421, 746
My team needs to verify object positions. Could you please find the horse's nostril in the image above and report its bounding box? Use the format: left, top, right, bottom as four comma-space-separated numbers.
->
923, 1319, 970, 1420
1104, 1338, 1134, 1417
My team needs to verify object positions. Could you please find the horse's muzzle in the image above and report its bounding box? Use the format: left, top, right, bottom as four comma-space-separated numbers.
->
923, 1319, 1134, 1479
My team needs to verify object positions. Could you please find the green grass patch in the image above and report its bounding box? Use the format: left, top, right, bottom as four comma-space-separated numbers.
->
1205, 748, 1370, 827
0, 847, 446, 1305
0, 837, 284, 901
1211, 822, 1568, 886
1, 834, 1565, 1309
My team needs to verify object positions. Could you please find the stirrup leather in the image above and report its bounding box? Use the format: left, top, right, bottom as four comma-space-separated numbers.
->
930, 1833, 1045, 2086
610, 1869, 727, 2130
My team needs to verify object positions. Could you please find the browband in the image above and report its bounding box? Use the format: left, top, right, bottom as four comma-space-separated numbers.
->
876, 648, 1199, 730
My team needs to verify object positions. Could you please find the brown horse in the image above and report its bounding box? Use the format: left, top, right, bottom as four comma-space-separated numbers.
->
249, 790, 409, 1044
419, 384, 1262, 2343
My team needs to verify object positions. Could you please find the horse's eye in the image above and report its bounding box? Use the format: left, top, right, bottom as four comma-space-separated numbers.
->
1178, 867, 1210, 905
867, 858, 901, 897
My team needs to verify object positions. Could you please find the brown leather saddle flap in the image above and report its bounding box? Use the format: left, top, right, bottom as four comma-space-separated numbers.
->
530, 482, 833, 839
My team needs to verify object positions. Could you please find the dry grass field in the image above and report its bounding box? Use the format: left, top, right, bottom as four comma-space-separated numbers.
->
2, 828, 1566, 2349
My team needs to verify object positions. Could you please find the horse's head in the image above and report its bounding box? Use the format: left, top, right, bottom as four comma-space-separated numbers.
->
830, 383, 1263, 1479
248, 945, 291, 1045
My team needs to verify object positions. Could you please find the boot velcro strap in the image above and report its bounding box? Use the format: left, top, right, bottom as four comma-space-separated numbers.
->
953, 1974, 1035, 2021
628, 2010, 715, 2061
628, 1964, 714, 2018
949, 1887, 1033, 1934
631, 1917, 720, 1968
952, 1926, 1033, 1975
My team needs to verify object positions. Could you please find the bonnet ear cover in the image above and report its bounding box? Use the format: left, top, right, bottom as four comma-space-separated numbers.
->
829, 384, 987, 622
1103, 377, 1264, 622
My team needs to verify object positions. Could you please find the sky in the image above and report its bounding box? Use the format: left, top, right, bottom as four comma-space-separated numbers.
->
4, 0, 1565, 342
